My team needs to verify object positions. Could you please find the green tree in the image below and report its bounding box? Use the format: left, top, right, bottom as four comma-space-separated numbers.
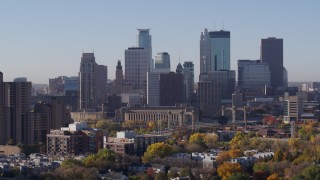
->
228, 173, 250, 180
229, 132, 249, 150
61, 159, 82, 167
95, 119, 109, 129
204, 133, 219, 149
273, 149, 284, 162
7, 138, 14, 145
189, 133, 206, 145
299, 165, 320, 180
142, 142, 173, 163
82, 149, 116, 168
155, 172, 167, 180
168, 169, 179, 179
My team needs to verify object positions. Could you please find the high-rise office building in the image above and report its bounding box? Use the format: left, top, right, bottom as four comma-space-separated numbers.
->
125, 47, 149, 90
79, 53, 96, 110
198, 81, 222, 118
0, 72, 4, 144
30, 98, 72, 144
1, 77, 32, 145
147, 72, 161, 106
183, 62, 194, 104
200, 70, 235, 100
200, 29, 211, 74
261, 37, 283, 90
200, 29, 230, 75
159, 72, 184, 106
147, 72, 184, 106
137, 29, 152, 72
154, 52, 170, 73
237, 60, 271, 97
79, 53, 107, 110
210, 30, 230, 71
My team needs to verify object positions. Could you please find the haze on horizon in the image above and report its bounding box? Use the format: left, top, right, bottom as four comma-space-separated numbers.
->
0, 1, 319, 83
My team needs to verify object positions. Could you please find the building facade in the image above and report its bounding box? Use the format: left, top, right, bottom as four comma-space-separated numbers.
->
79, 53, 107, 110
47, 122, 103, 156
198, 81, 222, 118
125, 47, 149, 90
147, 72, 161, 106
154, 52, 170, 73
116, 106, 198, 128
237, 60, 270, 98
1, 77, 32, 145
159, 72, 184, 106
200, 29, 230, 75
210, 30, 230, 71
137, 29, 152, 72
261, 37, 283, 90
183, 62, 195, 104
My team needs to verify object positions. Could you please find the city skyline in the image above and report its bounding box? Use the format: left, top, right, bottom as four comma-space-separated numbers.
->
1, 1, 320, 83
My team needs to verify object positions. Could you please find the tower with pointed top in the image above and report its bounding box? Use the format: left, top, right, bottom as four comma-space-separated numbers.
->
114, 60, 124, 94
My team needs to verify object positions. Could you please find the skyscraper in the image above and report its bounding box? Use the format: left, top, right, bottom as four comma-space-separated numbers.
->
137, 29, 152, 72
237, 60, 271, 97
261, 37, 283, 90
125, 47, 149, 90
147, 72, 161, 106
159, 72, 184, 106
200, 29, 230, 75
200, 28, 211, 74
0, 72, 4, 144
1, 76, 32, 145
154, 52, 170, 73
210, 30, 230, 71
79, 53, 107, 110
183, 62, 194, 104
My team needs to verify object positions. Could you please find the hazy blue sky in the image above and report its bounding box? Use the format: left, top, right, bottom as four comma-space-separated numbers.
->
0, 1, 319, 83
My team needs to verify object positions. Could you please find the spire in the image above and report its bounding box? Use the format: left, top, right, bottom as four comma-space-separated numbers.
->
176, 63, 183, 74
116, 60, 122, 69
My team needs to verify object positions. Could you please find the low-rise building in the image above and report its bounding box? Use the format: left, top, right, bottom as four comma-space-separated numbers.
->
47, 122, 103, 156
105, 131, 164, 156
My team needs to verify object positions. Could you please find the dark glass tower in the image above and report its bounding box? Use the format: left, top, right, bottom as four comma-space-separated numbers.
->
261, 37, 283, 91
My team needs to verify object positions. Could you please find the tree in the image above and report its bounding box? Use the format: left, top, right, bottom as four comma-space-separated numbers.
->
273, 149, 284, 162
189, 133, 206, 145
82, 149, 116, 168
229, 132, 249, 150
168, 169, 179, 179
298, 165, 320, 180
204, 133, 219, 149
228, 173, 250, 180
263, 115, 278, 126
217, 162, 243, 180
142, 142, 173, 163
155, 172, 167, 180
228, 149, 244, 158
7, 138, 14, 145
267, 173, 279, 180
61, 159, 82, 168
216, 151, 231, 165
298, 122, 318, 140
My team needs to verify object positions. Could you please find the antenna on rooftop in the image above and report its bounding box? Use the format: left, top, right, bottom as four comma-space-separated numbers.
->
223, 23, 224, 30
179, 49, 181, 63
